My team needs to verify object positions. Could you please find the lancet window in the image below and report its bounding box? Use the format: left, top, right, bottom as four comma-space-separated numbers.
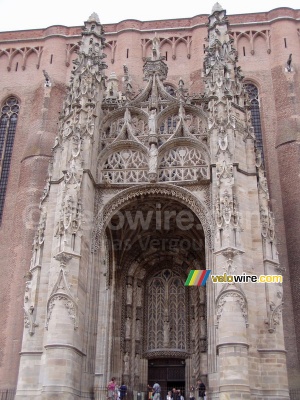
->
0, 97, 19, 223
245, 83, 264, 160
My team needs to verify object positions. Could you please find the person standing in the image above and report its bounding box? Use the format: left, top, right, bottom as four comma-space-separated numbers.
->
171, 388, 177, 400
107, 377, 117, 400
119, 382, 127, 400
196, 380, 206, 400
189, 386, 195, 400
152, 382, 161, 400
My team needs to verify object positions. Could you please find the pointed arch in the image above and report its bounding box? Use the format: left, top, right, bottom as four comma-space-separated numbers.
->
22, 46, 43, 70
66, 43, 80, 67
7, 48, 24, 71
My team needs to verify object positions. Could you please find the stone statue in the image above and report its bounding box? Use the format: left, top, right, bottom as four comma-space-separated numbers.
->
163, 319, 170, 347
135, 353, 139, 374
152, 36, 160, 60
126, 284, 132, 304
149, 109, 157, 133
200, 316, 206, 338
125, 317, 131, 338
137, 285, 142, 307
136, 319, 141, 340
124, 352, 129, 374
124, 108, 131, 123
149, 143, 158, 173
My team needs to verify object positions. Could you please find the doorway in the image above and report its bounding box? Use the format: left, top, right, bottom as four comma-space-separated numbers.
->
148, 358, 185, 398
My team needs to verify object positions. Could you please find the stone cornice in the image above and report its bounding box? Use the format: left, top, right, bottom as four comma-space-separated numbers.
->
0, 9, 299, 44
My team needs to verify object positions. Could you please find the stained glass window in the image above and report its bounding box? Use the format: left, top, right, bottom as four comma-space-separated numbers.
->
244, 83, 264, 161
0, 97, 19, 223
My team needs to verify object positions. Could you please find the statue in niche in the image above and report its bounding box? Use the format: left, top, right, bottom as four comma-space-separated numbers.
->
126, 284, 132, 304
152, 36, 160, 60
124, 352, 129, 374
124, 108, 131, 123
138, 120, 144, 135
200, 316, 206, 338
136, 286, 142, 307
135, 353, 139, 375
149, 109, 157, 133
192, 354, 198, 377
149, 143, 158, 173
125, 317, 131, 338
163, 319, 170, 347
136, 319, 141, 340
199, 286, 205, 304
191, 318, 196, 340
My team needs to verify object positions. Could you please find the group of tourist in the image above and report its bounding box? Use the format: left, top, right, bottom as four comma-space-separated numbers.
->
166, 388, 184, 400
150, 380, 206, 400
107, 377, 127, 400
107, 378, 206, 400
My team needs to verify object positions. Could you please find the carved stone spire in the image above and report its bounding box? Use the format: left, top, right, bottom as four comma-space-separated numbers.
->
204, 4, 246, 109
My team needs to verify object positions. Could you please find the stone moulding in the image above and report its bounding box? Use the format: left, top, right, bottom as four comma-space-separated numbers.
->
144, 349, 189, 359
216, 342, 249, 354
44, 343, 86, 356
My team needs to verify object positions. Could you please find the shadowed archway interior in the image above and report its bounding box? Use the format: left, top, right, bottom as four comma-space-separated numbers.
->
105, 196, 207, 391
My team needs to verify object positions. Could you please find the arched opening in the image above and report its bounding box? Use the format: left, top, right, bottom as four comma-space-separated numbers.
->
101, 193, 207, 396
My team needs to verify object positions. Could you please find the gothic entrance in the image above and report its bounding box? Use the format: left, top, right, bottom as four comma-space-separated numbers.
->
101, 192, 207, 392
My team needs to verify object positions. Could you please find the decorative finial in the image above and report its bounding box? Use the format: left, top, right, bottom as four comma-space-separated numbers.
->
212, 2, 223, 13
88, 12, 100, 23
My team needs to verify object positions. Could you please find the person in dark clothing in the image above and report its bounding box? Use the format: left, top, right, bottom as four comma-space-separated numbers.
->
196, 380, 205, 400
171, 388, 177, 400
119, 382, 127, 400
